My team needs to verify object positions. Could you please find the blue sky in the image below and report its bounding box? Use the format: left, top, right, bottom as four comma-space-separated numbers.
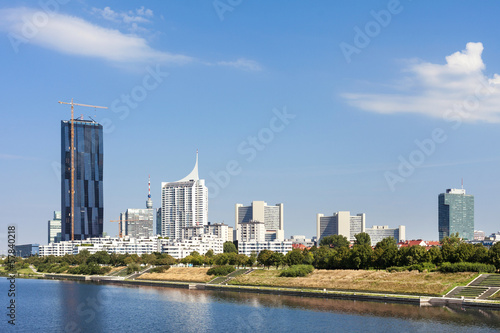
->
1, 0, 500, 247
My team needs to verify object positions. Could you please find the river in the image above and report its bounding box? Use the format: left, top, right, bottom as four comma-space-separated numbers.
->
1, 278, 499, 332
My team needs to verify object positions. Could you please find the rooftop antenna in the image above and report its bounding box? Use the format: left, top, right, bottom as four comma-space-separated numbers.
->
461, 178, 464, 189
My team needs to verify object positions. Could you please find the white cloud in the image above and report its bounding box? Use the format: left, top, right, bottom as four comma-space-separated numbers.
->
343, 42, 500, 123
91, 6, 153, 25
217, 58, 262, 71
0, 7, 192, 64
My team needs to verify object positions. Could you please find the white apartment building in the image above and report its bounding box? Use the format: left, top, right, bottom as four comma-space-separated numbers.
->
238, 221, 266, 242
235, 201, 284, 242
160, 153, 208, 240
183, 223, 233, 242
238, 241, 293, 256
159, 234, 224, 259
365, 225, 406, 246
316, 211, 366, 242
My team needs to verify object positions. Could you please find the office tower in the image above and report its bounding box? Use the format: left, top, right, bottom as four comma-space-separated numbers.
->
48, 211, 62, 244
160, 152, 208, 239
316, 211, 365, 242
120, 177, 155, 238
61, 119, 103, 241
235, 201, 284, 241
438, 188, 474, 241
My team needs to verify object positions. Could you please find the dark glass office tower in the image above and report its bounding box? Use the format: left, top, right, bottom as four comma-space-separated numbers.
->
438, 188, 474, 241
61, 119, 103, 241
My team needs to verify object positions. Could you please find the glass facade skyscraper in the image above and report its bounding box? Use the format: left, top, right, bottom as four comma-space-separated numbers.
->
61, 119, 103, 241
438, 188, 474, 241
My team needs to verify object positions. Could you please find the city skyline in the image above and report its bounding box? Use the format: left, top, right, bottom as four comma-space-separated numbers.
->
2, 1, 500, 246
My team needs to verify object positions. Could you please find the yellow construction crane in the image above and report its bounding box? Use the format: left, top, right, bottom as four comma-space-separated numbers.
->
110, 219, 144, 238
59, 99, 107, 240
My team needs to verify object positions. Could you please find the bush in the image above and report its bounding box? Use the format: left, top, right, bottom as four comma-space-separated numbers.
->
279, 265, 314, 277
439, 262, 496, 273
150, 265, 170, 273
207, 265, 235, 276
386, 266, 408, 273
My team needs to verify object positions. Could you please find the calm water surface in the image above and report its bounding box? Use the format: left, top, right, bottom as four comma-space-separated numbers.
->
1, 278, 500, 332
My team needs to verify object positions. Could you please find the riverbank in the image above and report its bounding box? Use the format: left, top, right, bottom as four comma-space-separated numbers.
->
34, 268, 500, 310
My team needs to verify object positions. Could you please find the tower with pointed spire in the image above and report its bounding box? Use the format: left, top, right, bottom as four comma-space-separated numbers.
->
146, 175, 153, 209
159, 151, 208, 239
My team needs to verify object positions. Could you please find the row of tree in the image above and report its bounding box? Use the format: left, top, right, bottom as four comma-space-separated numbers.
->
4, 235, 500, 274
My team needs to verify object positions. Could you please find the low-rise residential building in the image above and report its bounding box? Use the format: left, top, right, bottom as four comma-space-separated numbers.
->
238, 240, 292, 256
39, 234, 224, 259
286, 235, 315, 248
160, 234, 224, 259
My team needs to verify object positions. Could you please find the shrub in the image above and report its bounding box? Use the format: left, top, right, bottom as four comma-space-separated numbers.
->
207, 265, 235, 276
150, 265, 170, 273
439, 262, 496, 273
279, 265, 314, 277
386, 266, 408, 273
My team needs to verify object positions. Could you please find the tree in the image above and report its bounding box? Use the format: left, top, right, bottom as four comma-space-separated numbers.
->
205, 249, 214, 258
140, 253, 156, 265
247, 252, 257, 267
214, 253, 229, 266
373, 237, 398, 269
88, 251, 111, 265
320, 235, 350, 249
354, 233, 371, 246
350, 244, 373, 269
236, 254, 248, 268
271, 252, 285, 269
427, 246, 443, 265
488, 242, 500, 270
285, 249, 304, 266
223, 241, 238, 254
257, 250, 273, 268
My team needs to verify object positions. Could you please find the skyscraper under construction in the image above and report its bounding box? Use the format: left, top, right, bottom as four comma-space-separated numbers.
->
61, 119, 103, 241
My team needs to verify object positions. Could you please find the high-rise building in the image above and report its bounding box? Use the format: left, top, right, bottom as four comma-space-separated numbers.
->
235, 201, 284, 241
61, 119, 103, 241
48, 211, 62, 244
160, 153, 208, 239
438, 188, 474, 241
120, 177, 155, 238
316, 211, 365, 242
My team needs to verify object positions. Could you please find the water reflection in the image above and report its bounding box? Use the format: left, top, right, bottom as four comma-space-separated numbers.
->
109, 283, 500, 329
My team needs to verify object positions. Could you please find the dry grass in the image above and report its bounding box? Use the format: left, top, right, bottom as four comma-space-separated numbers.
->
106, 266, 126, 275
229, 269, 477, 296
137, 267, 212, 283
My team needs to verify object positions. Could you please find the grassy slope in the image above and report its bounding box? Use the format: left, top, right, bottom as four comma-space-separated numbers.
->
137, 267, 212, 283
229, 269, 478, 296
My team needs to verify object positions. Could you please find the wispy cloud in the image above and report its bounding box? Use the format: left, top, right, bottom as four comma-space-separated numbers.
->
91, 6, 153, 33
342, 42, 500, 123
0, 154, 38, 161
217, 58, 262, 71
0, 7, 192, 64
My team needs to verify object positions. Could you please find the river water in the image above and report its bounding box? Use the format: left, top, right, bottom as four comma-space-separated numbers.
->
1, 278, 499, 332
